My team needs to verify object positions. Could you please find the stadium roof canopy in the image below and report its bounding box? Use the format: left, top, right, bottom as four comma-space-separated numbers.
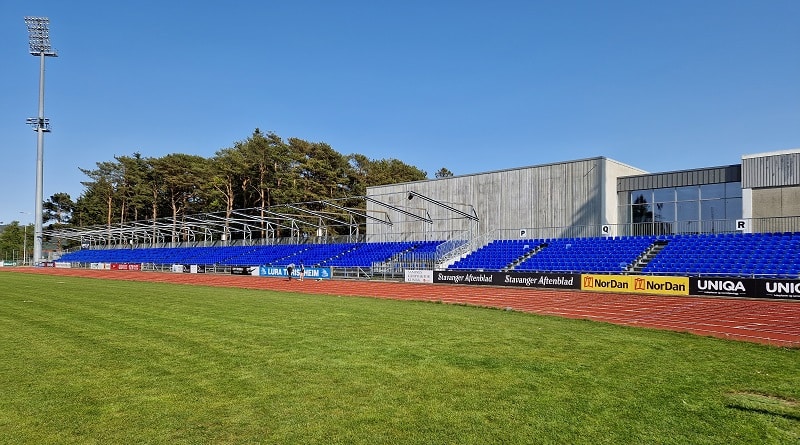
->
44, 196, 431, 248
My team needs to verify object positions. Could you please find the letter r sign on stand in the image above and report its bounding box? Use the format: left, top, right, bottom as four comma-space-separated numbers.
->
736, 219, 749, 232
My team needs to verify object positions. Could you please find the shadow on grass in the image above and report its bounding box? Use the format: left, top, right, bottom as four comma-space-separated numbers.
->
725, 392, 800, 421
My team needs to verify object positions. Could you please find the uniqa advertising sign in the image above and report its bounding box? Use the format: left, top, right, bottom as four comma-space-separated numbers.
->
689, 277, 753, 298
689, 277, 800, 300
760, 279, 800, 300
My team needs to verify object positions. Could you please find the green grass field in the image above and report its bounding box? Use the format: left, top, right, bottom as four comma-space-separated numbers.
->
0, 273, 798, 444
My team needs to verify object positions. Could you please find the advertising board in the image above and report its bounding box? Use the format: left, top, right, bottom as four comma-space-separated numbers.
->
689, 277, 754, 298
581, 274, 689, 296
404, 269, 434, 283
110, 263, 142, 271
433, 270, 580, 290
258, 265, 332, 280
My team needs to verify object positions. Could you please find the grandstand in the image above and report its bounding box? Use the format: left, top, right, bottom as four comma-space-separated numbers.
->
55, 231, 800, 279
48, 149, 800, 281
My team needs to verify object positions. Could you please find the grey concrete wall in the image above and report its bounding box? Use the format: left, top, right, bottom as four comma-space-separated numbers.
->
742, 149, 800, 220
751, 186, 800, 218
365, 157, 645, 242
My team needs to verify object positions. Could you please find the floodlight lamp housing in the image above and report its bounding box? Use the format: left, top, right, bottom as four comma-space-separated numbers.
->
25, 16, 58, 57
26, 117, 51, 132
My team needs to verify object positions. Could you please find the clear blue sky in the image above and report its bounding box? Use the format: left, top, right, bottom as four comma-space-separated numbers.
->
2, 0, 798, 226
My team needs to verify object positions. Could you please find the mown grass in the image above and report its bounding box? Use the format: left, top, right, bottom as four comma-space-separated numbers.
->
0, 272, 798, 444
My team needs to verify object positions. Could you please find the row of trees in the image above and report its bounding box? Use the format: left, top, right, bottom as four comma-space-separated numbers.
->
0, 129, 453, 256
0, 222, 33, 264
20, 129, 454, 242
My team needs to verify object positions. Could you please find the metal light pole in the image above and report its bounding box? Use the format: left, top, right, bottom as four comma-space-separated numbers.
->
22, 225, 28, 266
24, 17, 57, 266
20, 212, 31, 266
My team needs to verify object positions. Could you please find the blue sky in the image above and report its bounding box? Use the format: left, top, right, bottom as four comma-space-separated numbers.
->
1, 0, 798, 226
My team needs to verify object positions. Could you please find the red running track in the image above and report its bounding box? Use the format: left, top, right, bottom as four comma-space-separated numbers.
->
5, 267, 799, 347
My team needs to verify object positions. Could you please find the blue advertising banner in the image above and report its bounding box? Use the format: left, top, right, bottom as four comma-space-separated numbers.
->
259, 265, 332, 280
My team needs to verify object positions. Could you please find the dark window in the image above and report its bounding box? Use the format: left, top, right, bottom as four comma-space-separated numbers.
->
701, 200, 725, 220
653, 188, 675, 203
654, 202, 675, 223
700, 183, 725, 200
725, 182, 742, 198
676, 185, 699, 201
726, 197, 742, 219
677, 201, 699, 222
631, 193, 652, 223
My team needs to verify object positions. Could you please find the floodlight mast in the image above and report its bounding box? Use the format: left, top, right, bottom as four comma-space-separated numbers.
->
24, 16, 57, 266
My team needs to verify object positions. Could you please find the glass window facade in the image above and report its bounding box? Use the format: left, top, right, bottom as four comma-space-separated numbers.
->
676, 186, 698, 201
621, 182, 742, 235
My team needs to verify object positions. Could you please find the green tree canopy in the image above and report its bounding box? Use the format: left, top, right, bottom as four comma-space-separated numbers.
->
435, 167, 454, 178
69, 130, 431, 231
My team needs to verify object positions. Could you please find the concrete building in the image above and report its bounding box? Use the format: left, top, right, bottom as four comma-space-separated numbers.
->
365, 148, 800, 244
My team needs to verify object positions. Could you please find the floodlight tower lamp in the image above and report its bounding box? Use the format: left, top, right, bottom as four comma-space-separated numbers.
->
24, 16, 58, 266
25, 17, 58, 56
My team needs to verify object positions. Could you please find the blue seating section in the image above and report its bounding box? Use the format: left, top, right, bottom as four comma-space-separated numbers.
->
57, 241, 445, 269
323, 241, 421, 267
642, 232, 800, 278
392, 240, 442, 262
516, 236, 657, 273
449, 232, 799, 278
56, 233, 800, 278
449, 239, 541, 271
55, 247, 218, 265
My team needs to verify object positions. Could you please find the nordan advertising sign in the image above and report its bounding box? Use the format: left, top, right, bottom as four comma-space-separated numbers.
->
631, 275, 689, 296
581, 274, 689, 296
